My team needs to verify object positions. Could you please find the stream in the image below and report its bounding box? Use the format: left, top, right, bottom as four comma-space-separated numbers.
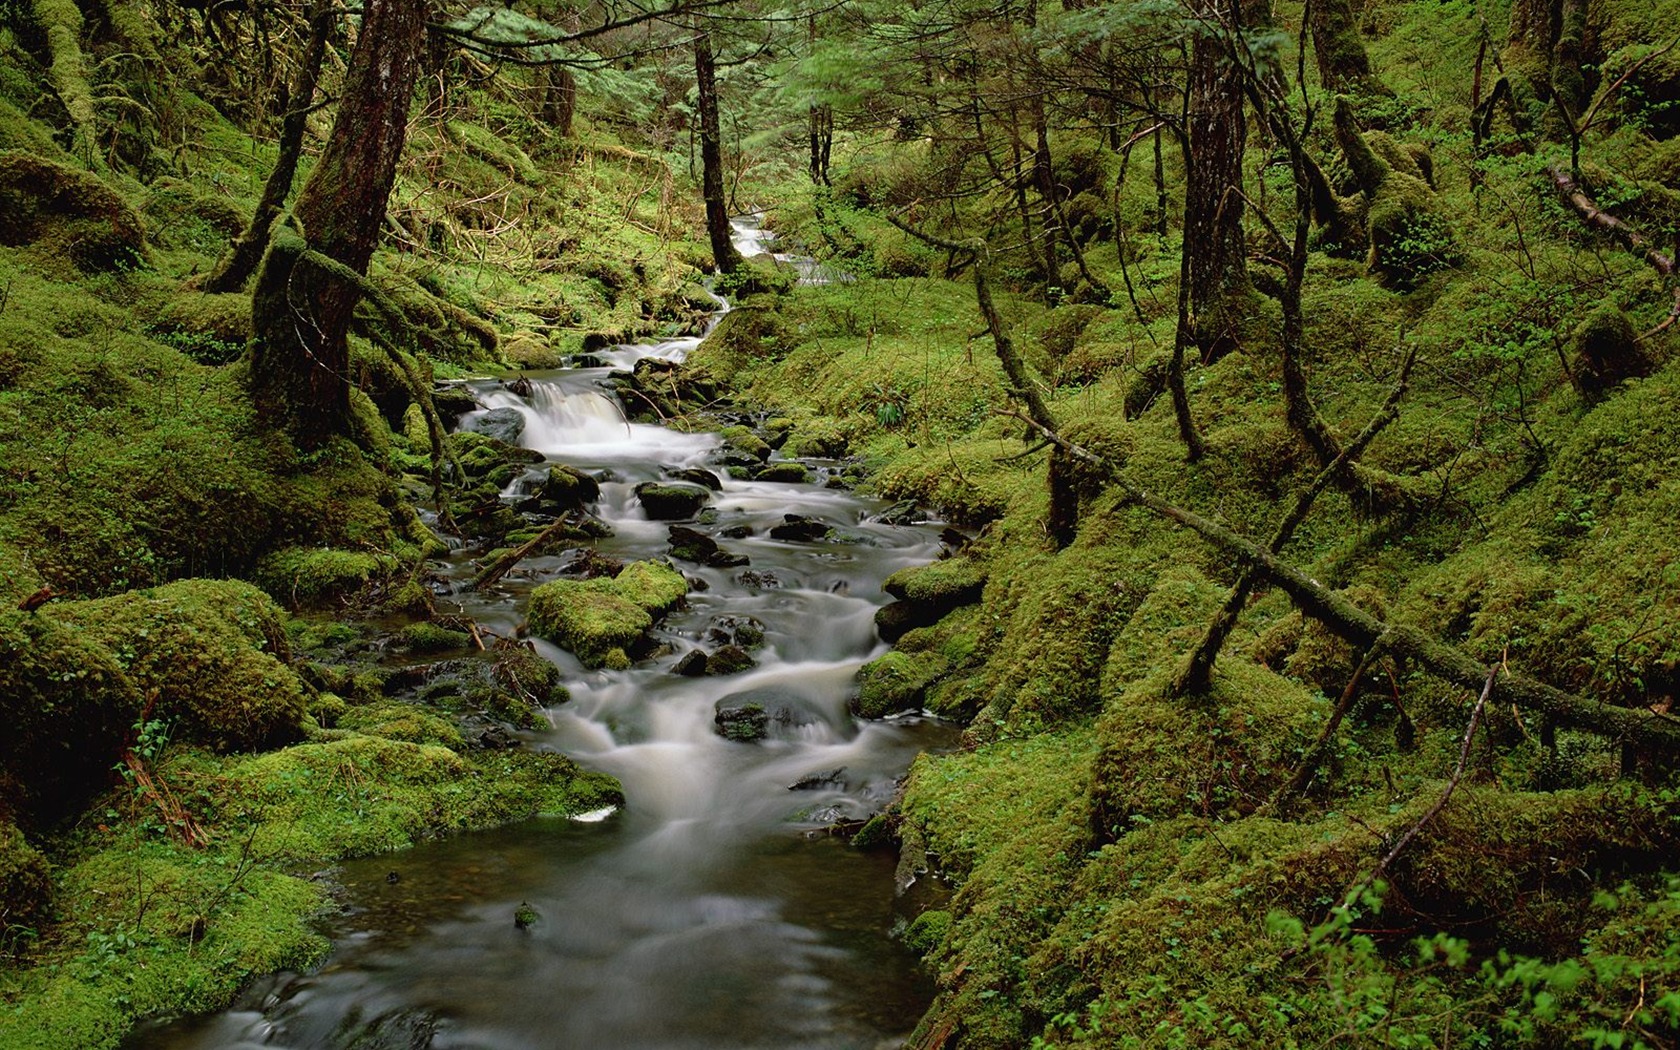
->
132, 219, 952, 1049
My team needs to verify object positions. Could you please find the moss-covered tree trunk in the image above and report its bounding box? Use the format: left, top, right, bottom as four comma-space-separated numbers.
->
1309, 0, 1390, 98
1183, 0, 1255, 361
695, 27, 741, 275
201, 0, 331, 294
249, 0, 427, 446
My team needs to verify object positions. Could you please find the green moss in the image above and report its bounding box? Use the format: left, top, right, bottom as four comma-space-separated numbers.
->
855, 649, 948, 718
1090, 661, 1326, 835
0, 820, 51, 930
719, 424, 772, 461
0, 607, 142, 825
337, 703, 465, 749
0, 151, 146, 272
902, 909, 951, 955
446, 120, 541, 184
527, 560, 685, 667
609, 559, 688, 614
256, 547, 394, 610
528, 585, 645, 667
399, 621, 471, 653
883, 556, 988, 605
50, 579, 310, 755
1570, 302, 1650, 398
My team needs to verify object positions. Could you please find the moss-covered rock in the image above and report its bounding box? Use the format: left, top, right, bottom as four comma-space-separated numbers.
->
0, 608, 142, 825
0, 821, 51, 930
719, 425, 772, 462
1570, 302, 1652, 399
399, 621, 472, 653
256, 547, 396, 609
855, 649, 948, 718
633, 481, 710, 520
540, 464, 601, 508
751, 460, 811, 483
0, 150, 146, 271
52, 580, 311, 754
527, 560, 687, 667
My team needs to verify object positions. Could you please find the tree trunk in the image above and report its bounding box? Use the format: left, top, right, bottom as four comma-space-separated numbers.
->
201, 0, 331, 294
1183, 0, 1254, 361
1032, 98, 1062, 292
1504, 0, 1555, 125
695, 28, 741, 274
542, 65, 577, 138
1310, 0, 1391, 98
808, 102, 832, 184
250, 0, 428, 446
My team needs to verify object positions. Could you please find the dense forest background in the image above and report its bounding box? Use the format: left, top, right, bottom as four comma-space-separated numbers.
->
3, 0, 1680, 1044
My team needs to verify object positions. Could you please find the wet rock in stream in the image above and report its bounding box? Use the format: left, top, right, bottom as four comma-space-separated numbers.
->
665, 525, 749, 568
767, 514, 831, 542
633, 482, 710, 520
465, 405, 526, 444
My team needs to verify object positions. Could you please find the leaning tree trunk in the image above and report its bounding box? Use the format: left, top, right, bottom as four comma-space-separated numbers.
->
201, 0, 331, 293
1309, 0, 1391, 99
695, 28, 741, 275
249, 0, 428, 447
1183, 0, 1255, 361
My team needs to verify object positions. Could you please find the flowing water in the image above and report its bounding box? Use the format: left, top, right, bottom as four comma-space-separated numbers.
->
132, 220, 951, 1049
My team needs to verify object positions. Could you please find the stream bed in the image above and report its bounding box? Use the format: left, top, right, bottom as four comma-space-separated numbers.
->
131, 221, 953, 1049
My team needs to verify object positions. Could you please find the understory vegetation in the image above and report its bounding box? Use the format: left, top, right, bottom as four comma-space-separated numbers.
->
2, 0, 1679, 1044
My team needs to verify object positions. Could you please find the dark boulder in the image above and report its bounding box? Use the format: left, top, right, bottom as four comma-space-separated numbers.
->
635, 482, 710, 520
769, 514, 831, 542
788, 768, 846, 791
466, 406, 526, 445
870, 499, 926, 526
669, 467, 723, 491
667, 525, 749, 568
673, 649, 709, 676
704, 614, 765, 649
712, 687, 828, 742
704, 644, 756, 676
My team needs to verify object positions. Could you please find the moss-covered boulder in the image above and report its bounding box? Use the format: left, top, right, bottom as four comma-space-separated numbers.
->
0, 608, 145, 825
1, 581, 309, 825
634, 482, 710, 520
539, 464, 601, 509
0, 151, 146, 271
256, 547, 396, 609
719, 425, 772, 462
1570, 303, 1652, 399
752, 461, 811, 483
855, 649, 949, 718
527, 560, 687, 668
503, 332, 564, 369
52, 580, 311, 754
0, 821, 51, 931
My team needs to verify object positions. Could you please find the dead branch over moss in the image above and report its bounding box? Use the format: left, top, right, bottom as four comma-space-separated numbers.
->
1013, 415, 1680, 752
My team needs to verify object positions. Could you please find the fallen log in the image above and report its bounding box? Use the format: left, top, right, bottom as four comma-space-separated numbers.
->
1547, 165, 1676, 278
470, 513, 580, 591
